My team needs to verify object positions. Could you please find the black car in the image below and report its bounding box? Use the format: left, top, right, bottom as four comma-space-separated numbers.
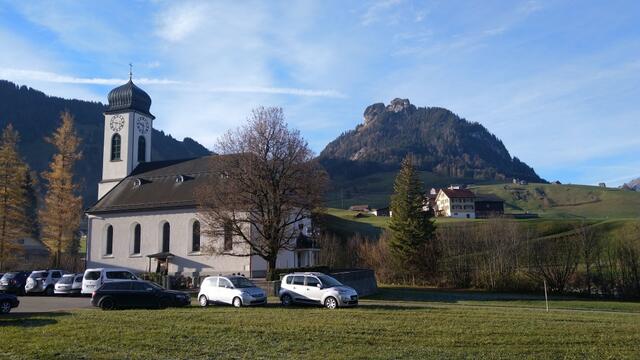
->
90, 280, 191, 310
0, 293, 19, 314
0, 271, 30, 295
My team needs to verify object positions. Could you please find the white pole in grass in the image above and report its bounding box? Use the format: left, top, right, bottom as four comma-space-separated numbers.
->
543, 279, 549, 312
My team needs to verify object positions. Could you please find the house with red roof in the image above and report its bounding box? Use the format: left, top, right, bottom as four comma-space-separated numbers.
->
435, 187, 476, 219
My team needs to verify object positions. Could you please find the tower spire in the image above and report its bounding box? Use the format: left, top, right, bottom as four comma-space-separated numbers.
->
129, 63, 133, 81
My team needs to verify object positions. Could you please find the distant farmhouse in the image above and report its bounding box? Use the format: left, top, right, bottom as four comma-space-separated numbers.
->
348, 204, 370, 212
429, 186, 505, 219
85, 79, 318, 278
370, 206, 391, 217
435, 187, 477, 219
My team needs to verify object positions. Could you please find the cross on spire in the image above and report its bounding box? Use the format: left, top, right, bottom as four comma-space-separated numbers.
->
129, 63, 133, 81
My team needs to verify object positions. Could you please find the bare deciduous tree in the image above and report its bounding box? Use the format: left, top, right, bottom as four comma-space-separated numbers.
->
197, 107, 326, 280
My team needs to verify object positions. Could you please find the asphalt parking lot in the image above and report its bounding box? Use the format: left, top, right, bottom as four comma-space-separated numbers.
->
12, 295, 93, 313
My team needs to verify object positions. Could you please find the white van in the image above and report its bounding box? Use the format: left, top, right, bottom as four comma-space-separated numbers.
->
81, 268, 139, 295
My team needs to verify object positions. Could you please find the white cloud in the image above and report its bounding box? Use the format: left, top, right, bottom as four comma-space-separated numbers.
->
155, 2, 207, 42
0, 68, 345, 98
361, 0, 403, 26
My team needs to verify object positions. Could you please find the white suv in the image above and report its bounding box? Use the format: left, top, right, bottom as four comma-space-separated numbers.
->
198, 275, 267, 308
25, 270, 66, 296
81, 268, 138, 295
279, 272, 358, 309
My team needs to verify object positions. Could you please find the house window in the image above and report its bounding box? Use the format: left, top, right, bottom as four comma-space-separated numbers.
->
133, 224, 141, 254
137, 136, 146, 162
111, 134, 121, 161
105, 225, 113, 256
192, 221, 201, 252
223, 222, 233, 251
162, 222, 170, 252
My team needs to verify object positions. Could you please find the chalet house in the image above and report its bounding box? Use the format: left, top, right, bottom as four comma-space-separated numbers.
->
349, 205, 370, 212
474, 195, 505, 218
435, 188, 476, 218
85, 78, 317, 278
371, 207, 391, 217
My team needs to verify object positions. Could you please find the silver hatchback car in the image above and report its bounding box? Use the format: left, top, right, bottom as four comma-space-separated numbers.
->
54, 273, 83, 295
279, 272, 358, 309
198, 275, 267, 308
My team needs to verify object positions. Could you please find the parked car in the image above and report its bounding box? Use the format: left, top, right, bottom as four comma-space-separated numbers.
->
81, 268, 138, 295
0, 271, 30, 295
25, 270, 66, 296
198, 275, 267, 308
0, 292, 19, 314
90, 280, 190, 310
54, 273, 84, 295
279, 272, 358, 309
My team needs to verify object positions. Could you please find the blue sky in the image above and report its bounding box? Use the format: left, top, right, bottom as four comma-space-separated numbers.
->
0, 0, 638, 186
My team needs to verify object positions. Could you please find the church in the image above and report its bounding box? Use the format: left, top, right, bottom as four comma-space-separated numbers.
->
85, 78, 319, 278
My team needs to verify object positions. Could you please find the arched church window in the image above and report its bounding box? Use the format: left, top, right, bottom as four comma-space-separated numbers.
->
133, 224, 141, 254
111, 134, 121, 161
192, 221, 201, 252
162, 222, 170, 252
105, 225, 113, 256
137, 136, 146, 162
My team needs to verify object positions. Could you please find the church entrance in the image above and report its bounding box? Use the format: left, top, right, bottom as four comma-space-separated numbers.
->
147, 252, 174, 275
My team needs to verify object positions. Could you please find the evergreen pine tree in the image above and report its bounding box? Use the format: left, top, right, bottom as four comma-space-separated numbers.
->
0, 124, 30, 271
40, 111, 83, 268
388, 155, 437, 278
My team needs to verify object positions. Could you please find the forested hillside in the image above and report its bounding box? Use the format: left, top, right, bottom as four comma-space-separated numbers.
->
0, 80, 211, 205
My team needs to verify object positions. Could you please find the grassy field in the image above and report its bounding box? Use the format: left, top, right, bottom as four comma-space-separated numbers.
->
326, 168, 640, 220
470, 183, 640, 219
2, 288, 640, 359
323, 207, 640, 243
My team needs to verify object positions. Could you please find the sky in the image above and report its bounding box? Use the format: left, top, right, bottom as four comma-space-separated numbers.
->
0, 0, 638, 186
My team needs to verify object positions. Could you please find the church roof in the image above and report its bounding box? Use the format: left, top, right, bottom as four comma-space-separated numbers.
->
87, 155, 220, 214
105, 79, 154, 118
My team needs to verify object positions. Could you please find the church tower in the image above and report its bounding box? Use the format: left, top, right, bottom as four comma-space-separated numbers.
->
98, 75, 155, 199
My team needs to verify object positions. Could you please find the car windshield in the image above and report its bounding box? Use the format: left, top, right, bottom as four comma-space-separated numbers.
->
58, 276, 74, 284
30, 271, 48, 279
1, 272, 16, 280
318, 275, 342, 288
229, 277, 255, 288
84, 271, 100, 280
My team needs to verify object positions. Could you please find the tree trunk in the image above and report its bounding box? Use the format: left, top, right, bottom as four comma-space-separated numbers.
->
266, 256, 278, 281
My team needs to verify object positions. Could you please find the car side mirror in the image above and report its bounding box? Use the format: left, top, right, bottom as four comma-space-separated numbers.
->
316, 284, 322, 289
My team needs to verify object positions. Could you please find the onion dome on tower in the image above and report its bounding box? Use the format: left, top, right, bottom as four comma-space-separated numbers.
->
105, 72, 155, 118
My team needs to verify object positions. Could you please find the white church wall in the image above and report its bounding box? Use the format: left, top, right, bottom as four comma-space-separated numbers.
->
87, 208, 254, 276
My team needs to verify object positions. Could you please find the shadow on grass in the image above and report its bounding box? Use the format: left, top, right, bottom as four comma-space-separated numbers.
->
368, 287, 552, 304
0, 311, 70, 328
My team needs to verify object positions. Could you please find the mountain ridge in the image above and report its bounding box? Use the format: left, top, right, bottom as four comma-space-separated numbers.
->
319, 98, 543, 183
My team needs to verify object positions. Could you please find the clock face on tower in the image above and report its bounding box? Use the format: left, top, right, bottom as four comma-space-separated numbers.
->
109, 114, 125, 132
136, 116, 149, 134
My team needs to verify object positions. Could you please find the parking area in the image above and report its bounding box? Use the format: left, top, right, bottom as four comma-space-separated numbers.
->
12, 296, 93, 313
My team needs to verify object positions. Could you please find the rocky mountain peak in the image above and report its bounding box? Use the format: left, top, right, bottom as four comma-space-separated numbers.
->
363, 98, 416, 125
386, 98, 416, 113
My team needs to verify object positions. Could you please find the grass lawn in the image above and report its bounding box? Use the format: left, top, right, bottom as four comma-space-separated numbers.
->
2, 289, 639, 359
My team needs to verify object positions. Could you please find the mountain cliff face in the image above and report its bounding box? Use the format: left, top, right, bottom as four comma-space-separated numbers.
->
319, 98, 543, 182
0, 80, 211, 205
623, 178, 640, 191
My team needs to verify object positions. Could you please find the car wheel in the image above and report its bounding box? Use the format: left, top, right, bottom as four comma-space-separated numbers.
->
45, 286, 54, 296
0, 301, 11, 314
100, 297, 115, 310
232, 297, 242, 308
324, 296, 338, 309
199, 295, 209, 307
281, 294, 293, 307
